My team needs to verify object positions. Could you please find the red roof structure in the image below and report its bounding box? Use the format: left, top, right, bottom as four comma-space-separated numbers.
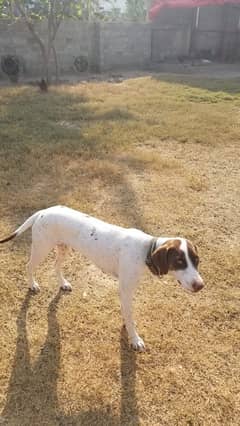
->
149, 0, 240, 20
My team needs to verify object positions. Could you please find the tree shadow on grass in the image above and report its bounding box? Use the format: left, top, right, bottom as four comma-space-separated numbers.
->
0, 87, 153, 248
152, 73, 240, 95
2, 293, 140, 426
0, 88, 140, 224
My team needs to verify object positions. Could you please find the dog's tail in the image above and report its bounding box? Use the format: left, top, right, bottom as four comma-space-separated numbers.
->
0, 211, 40, 244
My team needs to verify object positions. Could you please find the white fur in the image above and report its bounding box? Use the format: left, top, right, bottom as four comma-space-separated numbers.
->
9, 206, 203, 351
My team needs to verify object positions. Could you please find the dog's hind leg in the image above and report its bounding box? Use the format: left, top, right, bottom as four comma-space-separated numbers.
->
27, 242, 52, 292
55, 244, 72, 291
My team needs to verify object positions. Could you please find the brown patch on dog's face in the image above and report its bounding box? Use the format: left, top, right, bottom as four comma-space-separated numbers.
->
151, 239, 188, 275
151, 238, 204, 293
167, 240, 188, 271
187, 240, 200, 269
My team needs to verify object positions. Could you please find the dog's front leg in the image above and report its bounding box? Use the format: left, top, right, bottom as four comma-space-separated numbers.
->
119, 277, 145, 352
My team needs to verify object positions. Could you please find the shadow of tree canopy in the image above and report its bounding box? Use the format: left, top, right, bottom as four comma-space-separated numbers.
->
152, 73, 240, 95
0, 86, 149, 233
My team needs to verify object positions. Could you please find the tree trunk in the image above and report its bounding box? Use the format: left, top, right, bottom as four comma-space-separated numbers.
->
39, 44, 50, 83
52, 44, 59, 83
14, 0, 66, 84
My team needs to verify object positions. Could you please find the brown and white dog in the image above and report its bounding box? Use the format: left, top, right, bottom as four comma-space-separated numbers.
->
0, 206, 204, 351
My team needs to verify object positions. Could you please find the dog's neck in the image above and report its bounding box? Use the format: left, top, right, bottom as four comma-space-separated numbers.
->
145, 238, 159, 275
156, 237, 179, 248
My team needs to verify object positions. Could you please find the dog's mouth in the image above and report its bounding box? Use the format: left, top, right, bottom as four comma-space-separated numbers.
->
177, 280, 195, 293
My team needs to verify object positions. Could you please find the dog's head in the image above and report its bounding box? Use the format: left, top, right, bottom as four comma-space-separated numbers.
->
151, 238, 204, 293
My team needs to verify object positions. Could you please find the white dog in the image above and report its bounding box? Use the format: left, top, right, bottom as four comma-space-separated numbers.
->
0, 206, 204, 350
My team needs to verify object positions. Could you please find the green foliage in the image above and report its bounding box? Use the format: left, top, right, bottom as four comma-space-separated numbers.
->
0, 0, 103, 21
125, 0, 146, 21
101, 0, 124, 21
0, 0, 10, 18
79, 0, 100, 20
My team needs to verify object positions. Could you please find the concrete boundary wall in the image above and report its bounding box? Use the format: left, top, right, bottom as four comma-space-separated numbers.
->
0, 20, 151, 78
0, 7, 240, 80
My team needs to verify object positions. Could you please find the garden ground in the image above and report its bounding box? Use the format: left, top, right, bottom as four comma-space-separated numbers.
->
0, 71, 239, 425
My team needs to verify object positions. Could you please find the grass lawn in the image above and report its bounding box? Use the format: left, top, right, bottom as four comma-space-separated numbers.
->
0, 74, 240, 425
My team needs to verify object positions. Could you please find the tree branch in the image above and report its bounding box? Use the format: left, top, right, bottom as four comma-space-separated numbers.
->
14, 0, 45, 52
53, 1, 68, 40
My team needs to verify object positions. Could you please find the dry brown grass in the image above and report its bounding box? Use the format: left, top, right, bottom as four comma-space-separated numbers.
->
0, 74, 240, 425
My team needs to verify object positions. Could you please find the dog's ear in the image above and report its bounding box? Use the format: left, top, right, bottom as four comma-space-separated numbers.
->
151, 243, 169, 275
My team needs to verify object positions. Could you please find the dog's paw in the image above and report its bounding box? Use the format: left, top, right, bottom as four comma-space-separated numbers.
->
130, 336, 145, 352
61, 281, 72, 292
30, 282, 40, 293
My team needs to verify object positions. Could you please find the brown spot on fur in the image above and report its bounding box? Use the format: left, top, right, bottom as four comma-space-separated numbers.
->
187, 240, 199, 269
168, 240, 187, 271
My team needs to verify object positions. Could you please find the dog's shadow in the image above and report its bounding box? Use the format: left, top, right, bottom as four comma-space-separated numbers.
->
2, 291, 61, 424
2, 292, 140, 425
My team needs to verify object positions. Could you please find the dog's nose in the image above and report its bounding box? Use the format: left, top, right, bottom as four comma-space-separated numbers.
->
192, 280, 204, 292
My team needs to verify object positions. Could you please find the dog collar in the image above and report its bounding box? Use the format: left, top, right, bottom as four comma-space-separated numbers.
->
145, 238, 159, 276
